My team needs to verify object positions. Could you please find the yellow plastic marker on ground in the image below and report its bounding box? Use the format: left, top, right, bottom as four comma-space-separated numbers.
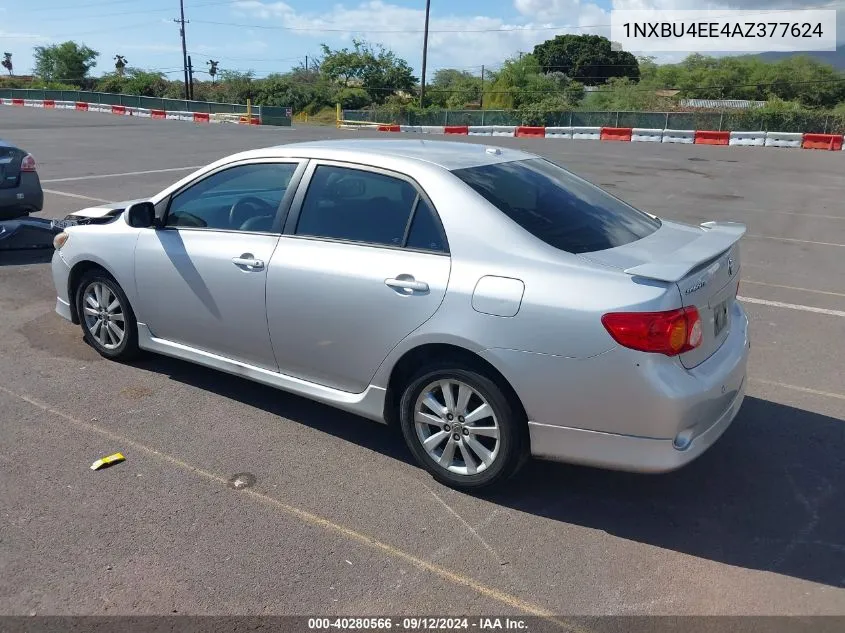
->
90, 453, 125, 471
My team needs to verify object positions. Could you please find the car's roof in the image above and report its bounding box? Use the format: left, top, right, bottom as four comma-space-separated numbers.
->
269, 138, 536, 171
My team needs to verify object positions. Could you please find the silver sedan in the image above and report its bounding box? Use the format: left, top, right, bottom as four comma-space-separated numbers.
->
51, 139, 749, 490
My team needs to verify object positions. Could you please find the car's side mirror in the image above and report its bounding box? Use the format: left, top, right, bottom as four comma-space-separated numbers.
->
126, 201, 156, 228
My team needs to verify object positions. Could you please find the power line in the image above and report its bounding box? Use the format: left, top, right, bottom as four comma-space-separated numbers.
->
189, 6, 843, 34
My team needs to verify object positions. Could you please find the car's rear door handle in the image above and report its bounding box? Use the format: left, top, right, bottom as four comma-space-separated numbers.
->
232, 255, 265, 269
385, 277, 429, 292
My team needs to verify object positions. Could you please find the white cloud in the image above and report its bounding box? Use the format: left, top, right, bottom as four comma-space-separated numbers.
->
232, 0, 612, 71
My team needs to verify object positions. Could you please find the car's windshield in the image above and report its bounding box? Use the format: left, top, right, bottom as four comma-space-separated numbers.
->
452, 158, 660, 254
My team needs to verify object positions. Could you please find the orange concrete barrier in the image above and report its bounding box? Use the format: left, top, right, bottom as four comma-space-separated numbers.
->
75, 102, 88, 111
150, 109, 166, 119
600, 127, 633, 142
193, 112, 210, 123
377, 124, 400, 132
801, 133, 843, 151
11, 98, 24, 106
111, 105, 125, 115
43, 99, 55, 108
694, 130, 730, 145
516, 126, 546, 138
444, 126, 469, 135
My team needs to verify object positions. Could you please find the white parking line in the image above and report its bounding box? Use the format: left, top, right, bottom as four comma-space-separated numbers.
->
752, 379, 845, 402
43, 189, 114, 203
746, 234, 845, 248
743, 280, 845, 298
738, 296, 845, 317
41, 165, 203, 183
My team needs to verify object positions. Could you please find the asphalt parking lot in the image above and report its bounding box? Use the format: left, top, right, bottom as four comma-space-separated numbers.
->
1, 106, 844, 618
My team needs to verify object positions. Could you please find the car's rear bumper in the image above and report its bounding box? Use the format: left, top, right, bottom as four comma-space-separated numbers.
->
483, 300, 750, 473
528, 375, 745, 472
0, 173, 43, 218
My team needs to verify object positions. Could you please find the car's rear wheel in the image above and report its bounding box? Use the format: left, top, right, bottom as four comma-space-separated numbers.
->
399, 365, 527, 490
75, 270, 139, 361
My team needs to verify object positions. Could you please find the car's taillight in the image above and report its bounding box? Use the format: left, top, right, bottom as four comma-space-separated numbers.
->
601, 307, 702, 356
21, 154, 36, 172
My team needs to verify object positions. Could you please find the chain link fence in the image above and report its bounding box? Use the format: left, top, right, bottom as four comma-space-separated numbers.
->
344, 108, 845, 134
0, 89, 292, 126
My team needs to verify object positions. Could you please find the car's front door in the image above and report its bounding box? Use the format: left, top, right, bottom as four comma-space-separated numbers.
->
266, 162, 451, 393
134, 160, 304, 370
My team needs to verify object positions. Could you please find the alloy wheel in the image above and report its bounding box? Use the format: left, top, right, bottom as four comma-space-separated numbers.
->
82, 281, 126, 350
413, 379, 501, 475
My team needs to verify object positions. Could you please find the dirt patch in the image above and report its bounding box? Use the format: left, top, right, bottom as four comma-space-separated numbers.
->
18, 312, 100, 362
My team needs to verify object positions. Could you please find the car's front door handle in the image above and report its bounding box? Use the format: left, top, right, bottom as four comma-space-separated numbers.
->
232, 255, 265, 270
385, 278, 429, 292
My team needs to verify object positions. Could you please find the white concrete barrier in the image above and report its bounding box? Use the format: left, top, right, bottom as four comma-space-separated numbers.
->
571, 126, 601, 140
400, 125, 422, 133
662, 129, 695, 144
24, 99, 43, 108
764, 131, 802, 148
632, 128, 663, 142
166, 111, 194, 121
135, 108, 151, 118
468, 126, 493, 136
544, 127, 573, 139
55, 101, 75, 109
419, 125, 445, 134
89, 104, 111, 113
729, 131, 766, 146
491, 126, 516, 137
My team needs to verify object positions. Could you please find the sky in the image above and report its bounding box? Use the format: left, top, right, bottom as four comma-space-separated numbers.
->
0, 0, 842, 80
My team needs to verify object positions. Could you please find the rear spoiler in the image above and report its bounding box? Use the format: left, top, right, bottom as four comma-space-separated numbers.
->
624, 221, 746, 283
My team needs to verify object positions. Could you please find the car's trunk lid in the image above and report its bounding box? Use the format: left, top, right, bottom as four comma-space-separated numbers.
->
581, 220, 745, 368
0, 145, 22, 189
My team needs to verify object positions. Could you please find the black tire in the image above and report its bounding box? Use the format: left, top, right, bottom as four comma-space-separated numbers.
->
75, 270, 139, 361
399, 364, 527, 491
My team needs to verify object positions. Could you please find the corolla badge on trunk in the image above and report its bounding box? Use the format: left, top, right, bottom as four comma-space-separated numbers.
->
685, 278, 707, 294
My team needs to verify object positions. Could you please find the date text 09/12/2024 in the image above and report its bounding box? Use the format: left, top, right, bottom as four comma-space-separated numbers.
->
308, 617, 528, 630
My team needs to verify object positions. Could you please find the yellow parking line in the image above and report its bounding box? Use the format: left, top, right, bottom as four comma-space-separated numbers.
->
0, 385, 585, 631
751, 379, 845, 402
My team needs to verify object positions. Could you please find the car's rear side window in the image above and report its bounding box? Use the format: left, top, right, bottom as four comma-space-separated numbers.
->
452, 158, 660, 254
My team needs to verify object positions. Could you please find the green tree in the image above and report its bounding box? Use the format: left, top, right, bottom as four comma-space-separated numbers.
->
428, 69, 482, 108
533, 34, 639, 85
487, 54, 583, 110
320, 39, 416, 104
33, 41, 99, 84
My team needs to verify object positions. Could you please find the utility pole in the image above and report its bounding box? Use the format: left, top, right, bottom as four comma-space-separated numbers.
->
174, 0, 190, 100
419, 0, 431, 108
187, 55, 194, 101
479, 64, 484, 109
305, 55, 308, 72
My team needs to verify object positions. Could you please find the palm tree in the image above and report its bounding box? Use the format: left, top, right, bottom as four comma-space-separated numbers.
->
1, 53, 12, 77
207, 60, 219, 83
114, 55, 127, 77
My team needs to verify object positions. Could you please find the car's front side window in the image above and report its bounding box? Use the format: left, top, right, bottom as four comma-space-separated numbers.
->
166, 163, 297, 232
295, 165, 420, 247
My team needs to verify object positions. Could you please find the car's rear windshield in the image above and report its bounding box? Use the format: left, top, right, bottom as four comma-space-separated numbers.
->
452, 158, 660, 254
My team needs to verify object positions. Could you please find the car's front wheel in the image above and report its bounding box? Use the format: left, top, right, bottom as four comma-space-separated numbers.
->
399, 366, 527, 490
75, 270, 139, 361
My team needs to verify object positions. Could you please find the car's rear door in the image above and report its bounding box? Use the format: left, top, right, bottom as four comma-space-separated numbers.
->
266, 161, 451, 393
134, 159, 306, 370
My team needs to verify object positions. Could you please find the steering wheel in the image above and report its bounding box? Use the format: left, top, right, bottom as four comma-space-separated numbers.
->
228, 196, 274, 229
